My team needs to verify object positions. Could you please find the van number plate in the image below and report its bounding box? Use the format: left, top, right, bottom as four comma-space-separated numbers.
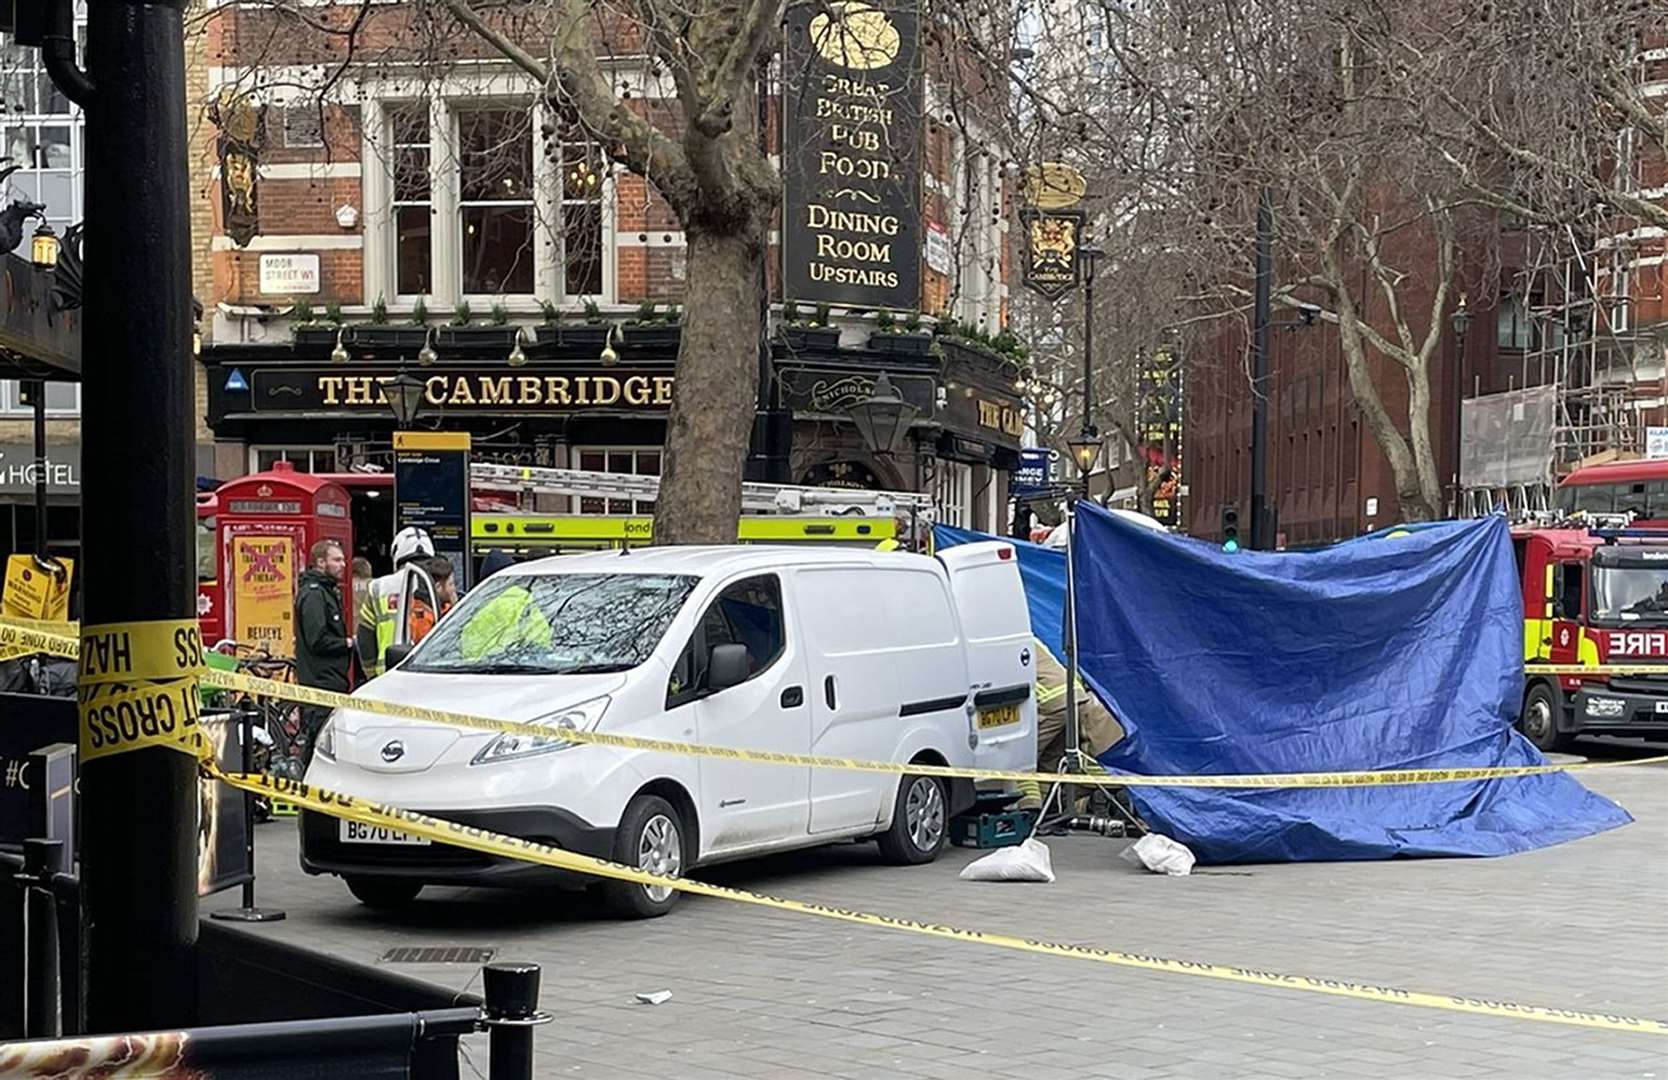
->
977, 704, 1021, 730
340, 820, 430, 846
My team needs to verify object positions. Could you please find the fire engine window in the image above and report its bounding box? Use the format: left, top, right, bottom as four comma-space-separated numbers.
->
1558, 563, 1583, 620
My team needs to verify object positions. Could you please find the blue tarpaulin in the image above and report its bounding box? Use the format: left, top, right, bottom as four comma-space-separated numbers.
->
936, 512, 1632, 863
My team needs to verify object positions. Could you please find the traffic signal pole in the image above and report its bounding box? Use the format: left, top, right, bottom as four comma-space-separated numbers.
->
1250, 189, 1273, 551
43, 0, 202, 1031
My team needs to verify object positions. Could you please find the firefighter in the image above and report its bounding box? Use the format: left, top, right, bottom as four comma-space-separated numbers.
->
1016, 640, 1124, 812
357, 526, 435, 677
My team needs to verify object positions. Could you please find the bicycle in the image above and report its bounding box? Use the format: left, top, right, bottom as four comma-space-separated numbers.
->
210, 640, 309, 798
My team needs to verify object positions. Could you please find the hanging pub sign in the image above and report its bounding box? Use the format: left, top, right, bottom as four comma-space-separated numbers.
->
1020, 208, 1085, 301
782, 0, 924, 311
209, 88, 264, 249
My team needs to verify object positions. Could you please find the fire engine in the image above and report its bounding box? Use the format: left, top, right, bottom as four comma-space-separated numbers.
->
1515, 517, 1668, 751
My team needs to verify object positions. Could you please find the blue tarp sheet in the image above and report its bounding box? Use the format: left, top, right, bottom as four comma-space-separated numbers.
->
935, 513, 1631, 863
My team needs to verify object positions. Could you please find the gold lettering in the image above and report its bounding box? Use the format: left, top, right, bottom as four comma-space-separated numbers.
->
622, 376, 651, 406
424, 376, 448, 405
978, 400, 1001, 428
318, 376, 344, 405
653, 376, 675, 405
544, 376, 570, 405
517, 376, 543, 405
815, 234, 892, 263
344, 377, 374, 406
478, 377, 512, 405
591, 376, 621, 406
574, 377, 591, 405
807, 203, 900, 236
451, 377, 476, 405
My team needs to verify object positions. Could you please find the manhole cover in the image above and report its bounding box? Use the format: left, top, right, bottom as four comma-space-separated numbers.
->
380, 946, 497, 965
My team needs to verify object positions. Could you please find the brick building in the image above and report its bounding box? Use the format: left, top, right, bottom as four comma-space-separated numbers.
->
190, 2, 1027, 566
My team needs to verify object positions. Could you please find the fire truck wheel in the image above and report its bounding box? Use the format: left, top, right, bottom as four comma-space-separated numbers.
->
1519, 684, 1572, 753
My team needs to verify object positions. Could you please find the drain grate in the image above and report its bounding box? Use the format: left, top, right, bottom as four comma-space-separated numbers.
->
381, 945, 497, 965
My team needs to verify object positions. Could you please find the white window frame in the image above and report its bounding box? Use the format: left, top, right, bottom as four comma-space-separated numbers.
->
249, 445, 338, 474
571, 445, 662, 514
361, 79, 616, 312
0, 381, 79, 417
935, 461, 973, 528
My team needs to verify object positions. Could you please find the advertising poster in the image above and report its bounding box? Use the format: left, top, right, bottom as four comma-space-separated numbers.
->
394, 432, 471, 589
197, 713, 251, 898
231, 534, 295, 657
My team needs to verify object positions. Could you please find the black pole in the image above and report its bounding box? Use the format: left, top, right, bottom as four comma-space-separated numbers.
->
46, 0, 201, 1032
1082, 254, 1097, 450
210, 705, 285, 923
1250, 189, 1273, 550
1452, 316, 1467, 516
29, 382, 46, 558
483, 962, 546, 1080
20, 838, 65, 1038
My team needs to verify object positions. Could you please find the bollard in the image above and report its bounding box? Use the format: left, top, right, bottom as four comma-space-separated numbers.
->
18, 838, 65, 1038
482, 961, 550, 1080
211, 706, 285, 923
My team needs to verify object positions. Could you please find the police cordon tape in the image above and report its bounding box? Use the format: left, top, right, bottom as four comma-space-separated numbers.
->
3, 618, 1666, 788
7, 617, 1666, 1037
204, 767, 1667, 1038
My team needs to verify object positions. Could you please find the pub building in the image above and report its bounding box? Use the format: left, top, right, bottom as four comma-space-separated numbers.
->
194, 0, 1026, 553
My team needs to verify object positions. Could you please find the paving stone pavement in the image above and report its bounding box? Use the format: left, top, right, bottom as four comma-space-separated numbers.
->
231, 758, 1668, 1079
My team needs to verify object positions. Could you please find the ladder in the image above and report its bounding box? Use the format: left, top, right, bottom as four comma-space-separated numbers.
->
469, 463, 933, 517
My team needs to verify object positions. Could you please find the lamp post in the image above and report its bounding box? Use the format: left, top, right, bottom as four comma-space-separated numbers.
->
849, 372, 921, 546
1450, 294, 1473, 516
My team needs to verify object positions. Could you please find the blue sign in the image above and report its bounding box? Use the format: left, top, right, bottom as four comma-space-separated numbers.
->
1012, 449, 1052, 496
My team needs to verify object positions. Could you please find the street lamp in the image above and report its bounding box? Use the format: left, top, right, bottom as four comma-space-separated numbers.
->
30, 222, 59, 269
1450, 293, 1473, 514
1066, 427, 1102, 497
385, 370, 427, 428
849, 371, 919, 456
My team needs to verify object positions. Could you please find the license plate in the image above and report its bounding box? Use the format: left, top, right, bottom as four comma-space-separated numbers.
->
1654, 701, 1668, 715
977, 704, 1020, 730
340, 820, 430, 846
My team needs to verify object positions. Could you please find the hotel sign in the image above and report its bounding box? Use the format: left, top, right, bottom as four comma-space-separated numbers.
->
248, 367, 676, 415
783, 0, 923, 310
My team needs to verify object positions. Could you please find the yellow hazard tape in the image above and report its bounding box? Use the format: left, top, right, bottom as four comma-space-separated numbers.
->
69, 620, 208, 764
5, 618, 1666, 788
201, 669, 1668, 790
1527, 664, 1668, 676
205, 768, 1668, 1038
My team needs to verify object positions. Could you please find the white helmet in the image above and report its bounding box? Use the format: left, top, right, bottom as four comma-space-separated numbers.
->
391, 526, 435, 565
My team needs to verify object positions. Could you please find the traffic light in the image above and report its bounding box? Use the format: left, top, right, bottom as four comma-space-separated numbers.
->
1221, 504, 1241, 553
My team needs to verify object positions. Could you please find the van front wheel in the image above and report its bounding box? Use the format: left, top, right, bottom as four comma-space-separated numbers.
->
878, 774, 948, 865
602, 794, 685, 919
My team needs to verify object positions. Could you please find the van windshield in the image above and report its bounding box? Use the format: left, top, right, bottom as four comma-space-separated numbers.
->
402, 572, 698, 675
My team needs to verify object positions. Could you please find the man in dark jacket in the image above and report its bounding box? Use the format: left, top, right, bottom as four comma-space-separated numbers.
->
295, 539, 352, 768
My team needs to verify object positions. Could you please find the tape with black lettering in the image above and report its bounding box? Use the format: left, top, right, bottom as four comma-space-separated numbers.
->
208, 767, 1668, 1038
75, 619, 207, 763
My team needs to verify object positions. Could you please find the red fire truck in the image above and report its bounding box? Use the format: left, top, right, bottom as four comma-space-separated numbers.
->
1515, 523, 1668, 751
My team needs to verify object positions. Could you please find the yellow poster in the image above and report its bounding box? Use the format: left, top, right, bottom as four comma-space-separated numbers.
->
3, 554, 73, 622
231, 535, 294, 658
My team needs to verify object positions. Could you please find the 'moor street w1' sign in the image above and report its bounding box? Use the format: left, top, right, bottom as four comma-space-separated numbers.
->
783, 0, 923, 310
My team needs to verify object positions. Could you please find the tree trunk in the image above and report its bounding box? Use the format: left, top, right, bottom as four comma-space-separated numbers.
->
1402, 364, 1444, 521
653, 223, 767, 545
1335, 299, 1435, 523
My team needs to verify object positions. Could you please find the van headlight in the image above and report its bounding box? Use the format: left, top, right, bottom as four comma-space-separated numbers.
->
471, 696, 610, 765
314, 715, 337, 761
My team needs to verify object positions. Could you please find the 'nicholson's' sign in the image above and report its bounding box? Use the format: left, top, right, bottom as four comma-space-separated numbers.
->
783, 0, 923, 310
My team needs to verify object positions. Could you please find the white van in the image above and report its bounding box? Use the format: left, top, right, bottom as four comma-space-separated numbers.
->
301, 542, 1036, 917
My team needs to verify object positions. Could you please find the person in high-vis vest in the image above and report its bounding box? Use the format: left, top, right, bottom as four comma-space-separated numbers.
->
1016, 640, 1124, 811
357, 526, 435, 678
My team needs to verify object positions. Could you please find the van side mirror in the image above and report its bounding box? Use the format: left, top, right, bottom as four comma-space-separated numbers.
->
706, 644, 750, 691
385, 643, 414, 670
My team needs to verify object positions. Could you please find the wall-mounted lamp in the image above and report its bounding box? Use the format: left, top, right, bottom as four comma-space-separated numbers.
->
329, 327, 350, 364
417, 327, 437, 367
507, 326, 529, 368
600, 325, 620, 367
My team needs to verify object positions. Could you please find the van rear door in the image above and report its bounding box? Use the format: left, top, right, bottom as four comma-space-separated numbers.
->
938, 542, 1036, 772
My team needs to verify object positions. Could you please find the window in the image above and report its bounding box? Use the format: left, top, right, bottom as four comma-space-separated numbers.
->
562, 141, 605, 297
576, 447, 660, 514
1557, 562, 1584, 620
2, 8, 85, 245
1497, 294, 1532, 351
457, 109, 534, 296
252, 446, 337, 474
0, 381, 78, 416
372, 94, 609, 307
390, 105, 433, 297
935, 461, 972, 528
667, 575, 785, 705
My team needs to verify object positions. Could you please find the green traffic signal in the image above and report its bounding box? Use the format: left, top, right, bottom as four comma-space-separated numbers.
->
1222, 538, 1240, 554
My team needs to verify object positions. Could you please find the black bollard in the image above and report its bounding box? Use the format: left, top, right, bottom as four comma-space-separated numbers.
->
482, 962, 549, 1080
19, 838, 65, 1038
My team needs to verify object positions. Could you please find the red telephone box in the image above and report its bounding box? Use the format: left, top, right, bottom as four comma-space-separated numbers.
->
213, 463, 354, 659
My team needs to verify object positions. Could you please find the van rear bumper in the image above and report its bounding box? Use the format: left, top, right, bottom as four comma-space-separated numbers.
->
299, 805, 616, 887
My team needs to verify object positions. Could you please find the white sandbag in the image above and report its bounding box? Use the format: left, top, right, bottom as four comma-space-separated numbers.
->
959, 838, 1055, 883
1121, 833, 1195, 876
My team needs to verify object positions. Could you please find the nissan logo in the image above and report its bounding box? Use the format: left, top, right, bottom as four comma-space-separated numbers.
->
380, 740, 406, 763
